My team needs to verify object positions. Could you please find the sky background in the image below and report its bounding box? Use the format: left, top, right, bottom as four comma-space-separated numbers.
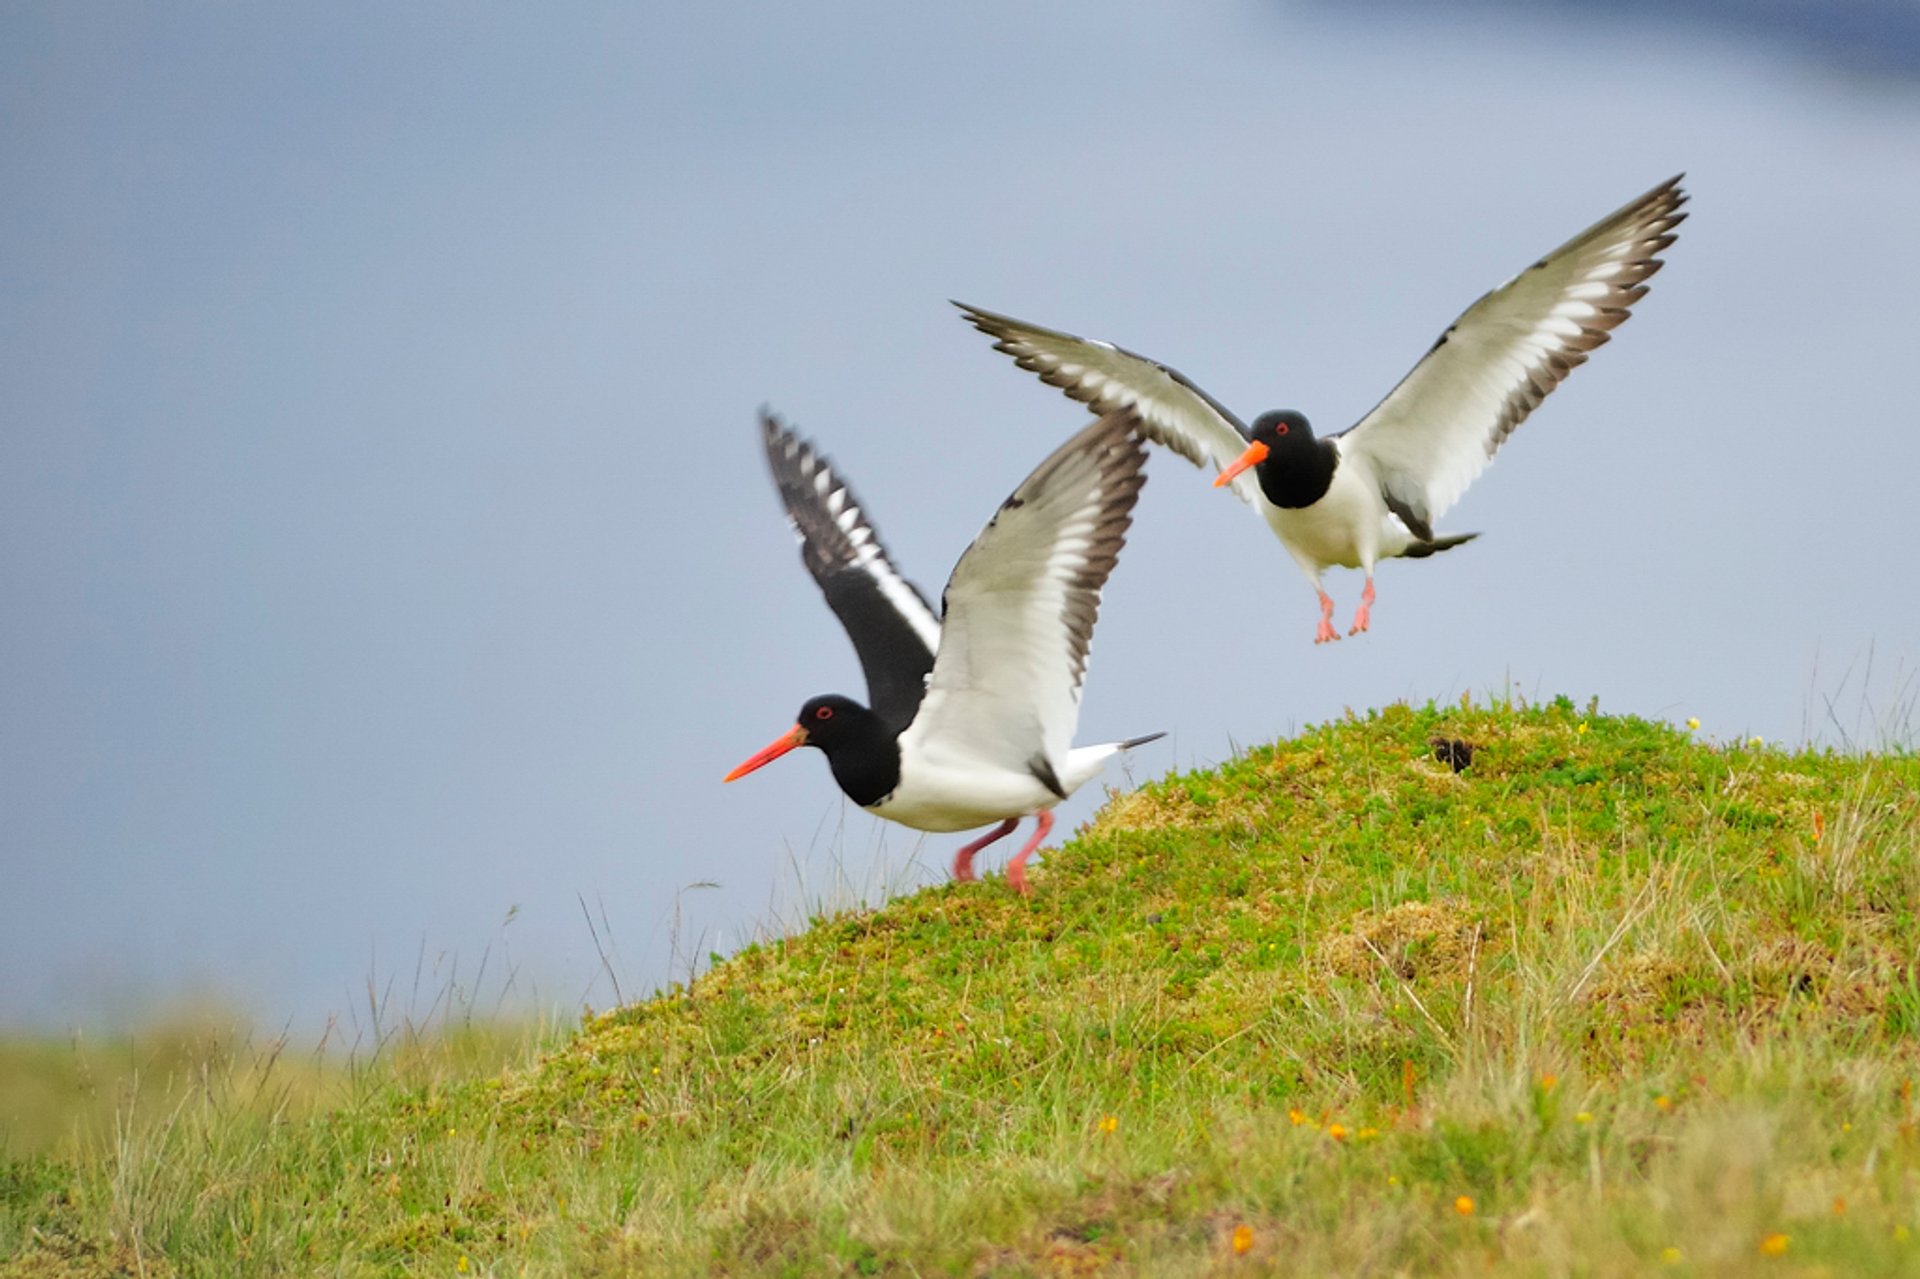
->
4, 2, 1918, 1040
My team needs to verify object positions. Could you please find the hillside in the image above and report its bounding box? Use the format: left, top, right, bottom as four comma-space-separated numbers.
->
6, 699, 1920, 1276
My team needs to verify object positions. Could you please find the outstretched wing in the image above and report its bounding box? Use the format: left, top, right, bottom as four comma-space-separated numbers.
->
758, 410, 940, 730
900, 410, 1147, 788
956, 301, 1260, 504
1341, 175, 1688, 539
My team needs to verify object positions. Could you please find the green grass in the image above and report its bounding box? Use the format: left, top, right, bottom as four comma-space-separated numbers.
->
6, 697, 1920, 1276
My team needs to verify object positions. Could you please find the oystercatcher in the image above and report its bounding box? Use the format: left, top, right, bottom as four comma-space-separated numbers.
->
958, 175, 1687, 643
725, 408, 1162, 894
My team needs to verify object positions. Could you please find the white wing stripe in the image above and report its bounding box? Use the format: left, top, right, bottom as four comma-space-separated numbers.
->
863, 557, 939, 654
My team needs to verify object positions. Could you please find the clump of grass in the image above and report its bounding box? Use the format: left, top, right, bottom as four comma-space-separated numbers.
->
5, 698, 1919, 1276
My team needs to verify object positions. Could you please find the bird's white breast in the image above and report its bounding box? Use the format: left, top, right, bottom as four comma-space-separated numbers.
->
1259, 448, 1397, 572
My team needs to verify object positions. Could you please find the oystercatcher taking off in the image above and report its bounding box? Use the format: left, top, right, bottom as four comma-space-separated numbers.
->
725, 409, 1162, 894
958, 175, 1686, 643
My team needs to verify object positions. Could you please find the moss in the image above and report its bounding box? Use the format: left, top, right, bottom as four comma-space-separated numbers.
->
10, 700, 1920, 1277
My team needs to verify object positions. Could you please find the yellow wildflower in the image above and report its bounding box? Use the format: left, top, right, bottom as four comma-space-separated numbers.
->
1760, 1233, 1789, 1256
1231, 1224, 1254, 1255
1098, 1114, 1118, 1134
1454, 1196, 1476, 1217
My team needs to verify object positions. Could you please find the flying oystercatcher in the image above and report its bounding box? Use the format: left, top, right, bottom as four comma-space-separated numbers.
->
958, 175, 1687, 643
725, 408, 1162, 894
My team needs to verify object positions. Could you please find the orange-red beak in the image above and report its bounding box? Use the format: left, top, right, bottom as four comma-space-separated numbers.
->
1212, 439, 1269, 488
723, 725, 809, 782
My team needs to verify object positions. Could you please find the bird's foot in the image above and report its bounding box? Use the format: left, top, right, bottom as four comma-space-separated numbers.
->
1315, 590, 1340, 644
1347, 578, 1375, 636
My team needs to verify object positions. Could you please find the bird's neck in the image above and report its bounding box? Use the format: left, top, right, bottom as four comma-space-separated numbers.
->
822, 717, 903, 807
1255, 437, 1339, 509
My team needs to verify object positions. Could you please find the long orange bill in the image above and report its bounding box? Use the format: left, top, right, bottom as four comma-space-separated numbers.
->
723, 725, 809, 782
1212, 439, 1269, 488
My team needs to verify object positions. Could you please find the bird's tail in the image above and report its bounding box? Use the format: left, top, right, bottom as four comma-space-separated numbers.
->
1401, 532, 1479, 559
1061, 732, 1167, 796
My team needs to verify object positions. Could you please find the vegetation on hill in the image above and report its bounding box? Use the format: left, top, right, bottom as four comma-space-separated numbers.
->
5, 698, 1919, 1276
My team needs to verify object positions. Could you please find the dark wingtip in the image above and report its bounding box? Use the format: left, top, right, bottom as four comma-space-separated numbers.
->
1119, 731, 1167, 751
952, 299, 1000, 334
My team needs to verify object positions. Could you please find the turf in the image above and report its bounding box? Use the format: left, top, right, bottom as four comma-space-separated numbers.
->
5, 697, 1919, 1276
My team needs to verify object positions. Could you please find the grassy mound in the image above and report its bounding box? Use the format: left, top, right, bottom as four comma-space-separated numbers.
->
6, 700, 1920, 1276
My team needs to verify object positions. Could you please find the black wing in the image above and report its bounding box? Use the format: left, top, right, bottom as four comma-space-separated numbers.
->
758, 410, 941, 730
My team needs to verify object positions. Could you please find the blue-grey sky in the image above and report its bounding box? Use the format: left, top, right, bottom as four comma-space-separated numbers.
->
4, 3, 1917, 1037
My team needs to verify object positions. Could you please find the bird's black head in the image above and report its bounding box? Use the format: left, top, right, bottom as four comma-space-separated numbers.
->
792, 693, 872, 753
724, 693, 900, 806
1214, 409, 1319, 495
1249, 409, 1316, 453
1213, 409, 1337, 510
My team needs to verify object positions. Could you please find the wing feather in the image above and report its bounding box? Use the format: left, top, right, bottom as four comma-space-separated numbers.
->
901, 411, 1147, 780
1343, 175, 1688, 532
955, 301, 1260, 503
758, 410, 940, 730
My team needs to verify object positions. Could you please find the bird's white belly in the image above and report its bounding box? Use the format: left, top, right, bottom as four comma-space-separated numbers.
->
1260, 456, 1410, 572
1263, 479, 1370, 570
866, 736, 1128, 832
867, 758, 1060, 832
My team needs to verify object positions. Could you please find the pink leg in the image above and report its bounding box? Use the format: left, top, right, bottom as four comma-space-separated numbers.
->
1314, 589, 1340, 644
951, 817, 1017, 883
1348, 576, 1375, 636
1004, 810, 1054, 896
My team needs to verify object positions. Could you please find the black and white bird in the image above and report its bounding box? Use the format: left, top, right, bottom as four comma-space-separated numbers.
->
958, 175, 1687, 643
725, 408, 1162, 894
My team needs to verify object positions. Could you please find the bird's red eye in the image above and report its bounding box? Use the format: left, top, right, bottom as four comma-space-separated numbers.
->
815, 705, 834, 721
1274, 422, 1289, 436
